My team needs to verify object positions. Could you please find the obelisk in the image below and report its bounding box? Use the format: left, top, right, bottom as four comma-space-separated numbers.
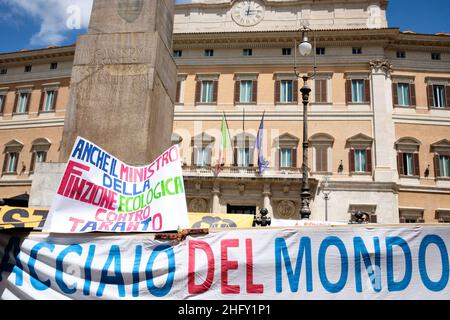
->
59, 0, 176, 165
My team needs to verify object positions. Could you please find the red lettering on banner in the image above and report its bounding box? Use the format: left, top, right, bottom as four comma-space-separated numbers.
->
69, 217, 85, 232
221, 239, 240, 294
57, 161, 90, 195
188, 240, 215, 294
246, 239, 264, 294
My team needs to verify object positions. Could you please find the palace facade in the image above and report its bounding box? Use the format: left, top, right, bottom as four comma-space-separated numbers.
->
1, 0, 450, 223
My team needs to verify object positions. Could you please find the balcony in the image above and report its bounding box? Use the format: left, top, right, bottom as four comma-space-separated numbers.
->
182, 165, 303, 179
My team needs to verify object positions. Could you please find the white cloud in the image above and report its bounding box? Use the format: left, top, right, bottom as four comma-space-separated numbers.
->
1, 0, 93, 47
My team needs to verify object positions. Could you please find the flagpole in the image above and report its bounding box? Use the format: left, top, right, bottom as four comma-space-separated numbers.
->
223, 111, 233, 144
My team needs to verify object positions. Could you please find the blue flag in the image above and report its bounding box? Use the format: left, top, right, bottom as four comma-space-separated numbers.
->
256, 113, 269, 174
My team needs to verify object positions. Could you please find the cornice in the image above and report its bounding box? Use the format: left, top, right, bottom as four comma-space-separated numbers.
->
0, 45, 76, 64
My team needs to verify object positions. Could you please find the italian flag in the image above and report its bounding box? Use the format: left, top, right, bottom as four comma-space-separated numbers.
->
217, 113, 231, 175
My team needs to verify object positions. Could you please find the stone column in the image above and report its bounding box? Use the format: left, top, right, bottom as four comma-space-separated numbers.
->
59, 0, 176, 165
370, 59, 398, 182
211, 182, 221, 213
262, 183, 273, 218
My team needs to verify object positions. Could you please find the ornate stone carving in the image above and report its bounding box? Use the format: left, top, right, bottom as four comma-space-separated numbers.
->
369, 59, 393, 75
189, 198, 208, 213
277, 200, 296, 219
118, 0, 144, 23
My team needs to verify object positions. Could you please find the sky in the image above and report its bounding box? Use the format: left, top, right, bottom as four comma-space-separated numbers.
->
0, 0, 449, 54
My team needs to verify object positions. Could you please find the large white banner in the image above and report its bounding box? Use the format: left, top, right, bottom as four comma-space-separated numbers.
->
43, 137, 189, 233
1, 226, 449, 300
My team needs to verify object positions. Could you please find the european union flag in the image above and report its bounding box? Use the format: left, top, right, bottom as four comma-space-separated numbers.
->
256, 112, 269, 174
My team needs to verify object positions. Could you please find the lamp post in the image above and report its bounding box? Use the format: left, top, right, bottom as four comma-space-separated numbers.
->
294, 26, 317, 220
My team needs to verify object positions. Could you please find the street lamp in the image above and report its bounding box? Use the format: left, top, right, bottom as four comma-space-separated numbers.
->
321, 175, 332, 222
294, 26, 317, 220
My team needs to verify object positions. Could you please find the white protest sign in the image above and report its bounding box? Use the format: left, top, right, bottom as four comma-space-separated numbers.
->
43, 137, 189, 233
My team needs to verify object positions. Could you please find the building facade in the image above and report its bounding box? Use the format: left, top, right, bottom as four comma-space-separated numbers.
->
1, 0, 450, 223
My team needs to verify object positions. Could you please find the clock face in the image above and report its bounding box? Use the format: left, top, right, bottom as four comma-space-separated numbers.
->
232, 0, 265, 27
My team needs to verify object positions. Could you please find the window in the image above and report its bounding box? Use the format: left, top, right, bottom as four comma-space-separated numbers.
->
0, 69, 7, 75
4, 153, 18, 173
280, 148, 292, 168
191, 133, 214, 167
439, 155, 450, 177
310, 133, 334, 173
239, 80, 253, 103
2, 140, 23, 174
403, 153, 414, 176
30, 151, 47, 173
204, 49, 214, 57
238, 148, 251, 167
432, 85, 446, 108
243, 49, 253, 56
50, 62, 58, 70
175, 77, 186, 104
399, 209, 424, 223
29, 138, 51, 173
42, 90, 57, 112
280, 80, 293, 103
234, 134, 255, 167
396, 137, 421, 177
316, 48, 325, 55
24, 65, 32, 73
397, 83, 410, 106
282, 48, 292, 56
16, 92, 29, 113
354, 149, 366, 172
352, 47, 362, 55
431, 53, 441, 60
397, 51, 406, 59
195, 147, 210, 167
352, 80, 364, 103
0, 94, 5, 114
201, 81, 214, 103
314, 79, 328, 103
173, 50, 182, 57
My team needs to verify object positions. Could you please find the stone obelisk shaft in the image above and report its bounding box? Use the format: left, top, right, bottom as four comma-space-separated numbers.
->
59, 0, 176, 165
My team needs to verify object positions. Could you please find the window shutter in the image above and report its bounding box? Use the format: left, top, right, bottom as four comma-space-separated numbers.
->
25, 93, 31, 112
392, 83, 398, 106
206, 148, 212, 166
315, 80, 321, 103
249, 148, 254, 167
195, 81, 201, 104
366, 149, 372, 173
2, 154, 7, 173
434, 154, 441, 178
364, 79, 371, 103
191, 147, 197, 166
277, 148, 281, 168
413, 153, 420, 176
13, 92, 18, 113
212, 80, 218, 104
427, 85, 434, 108
345, 80, 352, 104
292, 148, 297, 168
233, 148, 238, 166
410, 84, 416, 107
175, 81, 181, 103
30, 152, 36, 173
397, 152, 404, 176
349, 149, 355, 172
252, 80, 258, 103
52, 90, 59, 111
39, 91, 45, 111
234, 81, 240, 104
321, 80, 327, 103
293, 80, 299, 103
275, 80, 280, 103
0, 94, 5, 113
446, 86, 450, 109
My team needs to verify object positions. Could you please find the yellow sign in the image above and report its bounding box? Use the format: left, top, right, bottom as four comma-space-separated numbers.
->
188, 213, 254, 229
0, 206, 48, 230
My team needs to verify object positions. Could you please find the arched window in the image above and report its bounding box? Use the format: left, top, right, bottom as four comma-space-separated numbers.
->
30, 138, 51, 173
233, 133, 256, 167
191, 133, 215, 167
2, 140, 24, 174
273, 133, 299, 169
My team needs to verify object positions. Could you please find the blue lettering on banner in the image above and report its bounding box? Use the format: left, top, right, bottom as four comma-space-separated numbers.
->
83, 245, 96, 296
56, 245, 82, 294
96, 245, 125, 298
29, 243, 55, 291
354, 237, 381, 293
319, 236, 348, 293
419, 235, 449, 292
275, 237, 313, 293
386, 237, 412, 292
145, 245, 175, 297
133, 245, 143, 298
